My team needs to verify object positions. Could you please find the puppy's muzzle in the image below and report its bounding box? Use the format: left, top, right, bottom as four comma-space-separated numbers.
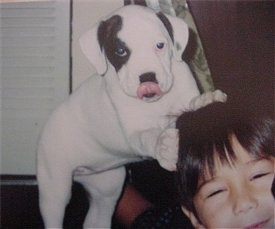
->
137, 72, 162, 100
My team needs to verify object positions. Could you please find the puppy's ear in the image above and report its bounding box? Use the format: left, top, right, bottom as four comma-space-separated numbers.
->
158, 12, 189, 61
79, 23, 107, 76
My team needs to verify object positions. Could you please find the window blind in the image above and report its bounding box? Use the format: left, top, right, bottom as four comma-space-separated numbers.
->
0, 0, 70, 175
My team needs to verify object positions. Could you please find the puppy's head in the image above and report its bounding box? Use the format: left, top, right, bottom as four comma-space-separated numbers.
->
80, 5, 189, 102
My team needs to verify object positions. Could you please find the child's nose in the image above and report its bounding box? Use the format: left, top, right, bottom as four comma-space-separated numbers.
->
232, 188, 258, 215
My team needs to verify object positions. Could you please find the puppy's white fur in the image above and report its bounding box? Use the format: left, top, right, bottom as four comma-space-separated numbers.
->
37, 5, 226, 228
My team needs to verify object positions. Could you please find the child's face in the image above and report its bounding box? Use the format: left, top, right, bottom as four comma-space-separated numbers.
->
183, 135, 275, 229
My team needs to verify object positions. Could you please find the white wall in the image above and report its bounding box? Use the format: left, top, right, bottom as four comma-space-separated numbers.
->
0, 0, 123, 175
0, 0, 70, 175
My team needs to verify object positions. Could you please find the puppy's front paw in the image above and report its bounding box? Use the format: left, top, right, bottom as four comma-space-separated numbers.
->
189, 89, 227, 110
155, 128, 179, 171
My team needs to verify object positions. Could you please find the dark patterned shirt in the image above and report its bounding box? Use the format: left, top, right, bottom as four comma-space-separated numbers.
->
131, 205, 193, 229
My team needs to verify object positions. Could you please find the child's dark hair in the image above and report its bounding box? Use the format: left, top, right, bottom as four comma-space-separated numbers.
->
176, 102, 274, 215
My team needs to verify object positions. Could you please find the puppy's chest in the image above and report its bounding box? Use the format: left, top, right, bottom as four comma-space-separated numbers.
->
119, 104, 175, 131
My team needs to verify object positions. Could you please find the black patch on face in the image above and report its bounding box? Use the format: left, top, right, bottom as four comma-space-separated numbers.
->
98, 15, 130, 72
156, 12, 174, 43
182, 28, 197, 63
124, 0, 147, 6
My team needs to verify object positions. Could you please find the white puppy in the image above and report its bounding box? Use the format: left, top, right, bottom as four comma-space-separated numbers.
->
37, 5, 226, 228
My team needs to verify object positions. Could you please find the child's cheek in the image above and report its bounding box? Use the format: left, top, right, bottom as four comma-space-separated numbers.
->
194, 196, 224, 226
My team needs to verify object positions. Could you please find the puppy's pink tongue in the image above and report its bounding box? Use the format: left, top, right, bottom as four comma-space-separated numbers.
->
137, 82, 162, 99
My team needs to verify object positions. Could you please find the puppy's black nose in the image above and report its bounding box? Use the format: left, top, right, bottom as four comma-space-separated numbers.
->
139, 72, 158, 84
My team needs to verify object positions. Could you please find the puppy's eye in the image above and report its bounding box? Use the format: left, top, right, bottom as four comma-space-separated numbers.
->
115, 47, 127, 57
156, 42, 165, 50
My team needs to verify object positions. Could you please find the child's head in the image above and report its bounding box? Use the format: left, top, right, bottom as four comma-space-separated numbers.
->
176, 102, 274, 229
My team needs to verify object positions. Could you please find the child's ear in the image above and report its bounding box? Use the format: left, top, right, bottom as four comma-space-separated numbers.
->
181, 206, 206, 229
272, 158, 275, 198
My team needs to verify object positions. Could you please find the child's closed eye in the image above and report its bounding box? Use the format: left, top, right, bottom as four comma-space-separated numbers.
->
250, 172, 272, 181
206, 189, 226, 198
249, 159, 274, 182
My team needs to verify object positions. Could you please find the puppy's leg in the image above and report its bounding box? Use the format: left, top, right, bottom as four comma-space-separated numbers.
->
37, 162, 73, 228
75, 166, 126, 228
155, 128, 179, 171
155, 90, 227, 171
189, 89, 227, 110
130, 128, 179, 171
155, 90, 228, 172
